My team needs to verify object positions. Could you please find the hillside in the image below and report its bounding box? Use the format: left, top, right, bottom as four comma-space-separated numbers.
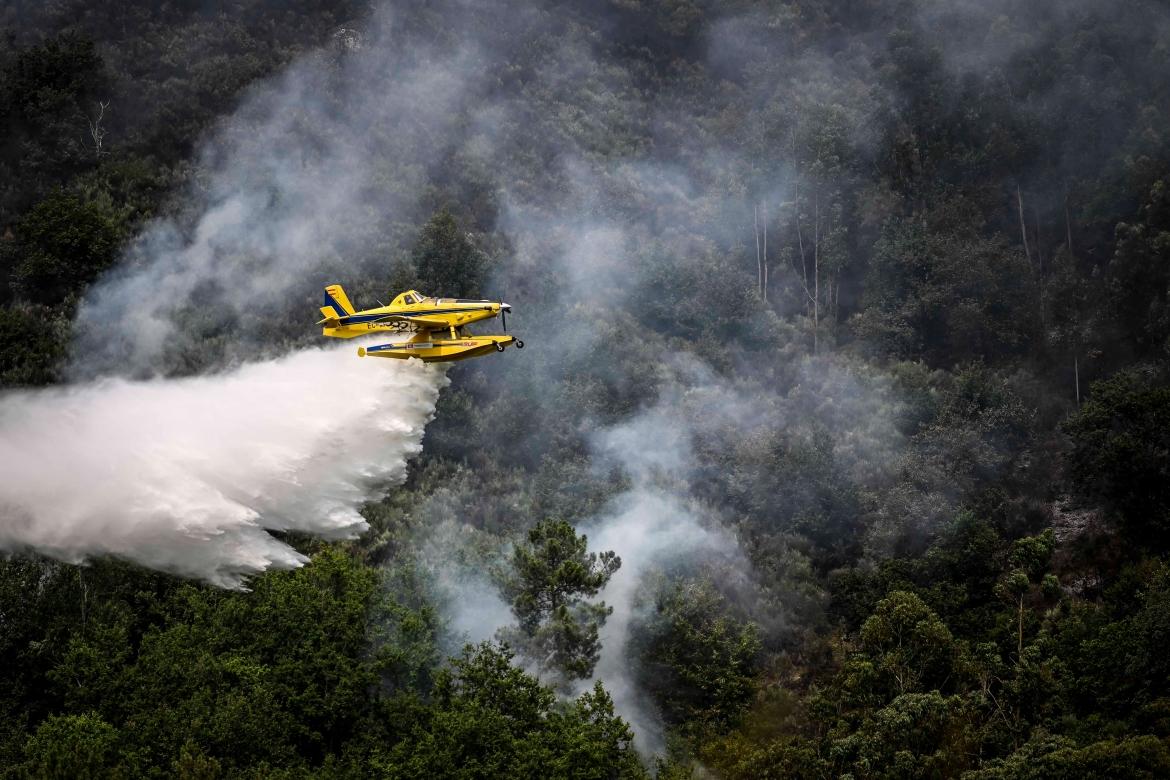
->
2, 1, 1170, 777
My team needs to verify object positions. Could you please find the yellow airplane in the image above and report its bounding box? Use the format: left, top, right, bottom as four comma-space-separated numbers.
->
318, 284, 524, 363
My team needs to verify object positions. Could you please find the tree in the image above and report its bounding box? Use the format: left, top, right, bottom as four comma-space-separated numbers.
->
0, 33, 108, 219
853, 206, 1038, 365
1064, 368, 1170, 545
854, 591, 957, 699
9, 191, 121, 304
966, 734, 1170, 779
1105, 178, 1170, 356
411, 209, 487, 298
1059, 561, 1170, 723
20, 712, 121, 779
40, 549, 381, 773
500, 520, 620, 682
376, 643, 646, 779
0, 304, 67, 386
995, 530, 1057, 658
633, 577, 761, 730
829, 691, 973, 779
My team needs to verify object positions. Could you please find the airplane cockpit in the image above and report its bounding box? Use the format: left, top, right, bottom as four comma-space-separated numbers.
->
391, 290, 427, 306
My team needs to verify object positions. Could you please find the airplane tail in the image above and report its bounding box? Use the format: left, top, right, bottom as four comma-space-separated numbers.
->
320, 284, 357, 322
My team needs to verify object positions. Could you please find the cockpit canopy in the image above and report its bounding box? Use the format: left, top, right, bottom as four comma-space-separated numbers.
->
391, 290, 427, 306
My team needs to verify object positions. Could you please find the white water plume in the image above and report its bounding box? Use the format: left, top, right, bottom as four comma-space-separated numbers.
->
0, 343, 445, 588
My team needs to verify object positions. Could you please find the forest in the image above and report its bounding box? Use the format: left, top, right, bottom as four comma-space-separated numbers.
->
2, 0, 1170, 777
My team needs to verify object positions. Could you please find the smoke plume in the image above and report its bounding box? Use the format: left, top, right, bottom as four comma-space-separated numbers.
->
1, 5, 465, 583
0, 343, 444, 588
582, 492, 741, 754
68, 3, 482, 378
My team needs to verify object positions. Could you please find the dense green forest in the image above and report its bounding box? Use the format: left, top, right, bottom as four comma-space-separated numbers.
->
3, 0, 1170, 776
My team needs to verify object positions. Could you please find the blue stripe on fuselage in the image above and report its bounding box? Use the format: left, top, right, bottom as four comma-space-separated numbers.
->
367, 343, 428, 352
337, 306, 493, 325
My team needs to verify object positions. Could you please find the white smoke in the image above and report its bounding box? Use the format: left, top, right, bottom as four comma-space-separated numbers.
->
581, 491, 740, 755
69, 4, 482, 378
418, 516, 514, 651
0, 343, 445, 588
550, 367, 750, 754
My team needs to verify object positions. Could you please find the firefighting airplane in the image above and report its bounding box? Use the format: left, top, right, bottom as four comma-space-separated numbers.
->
317, 284, 523, 363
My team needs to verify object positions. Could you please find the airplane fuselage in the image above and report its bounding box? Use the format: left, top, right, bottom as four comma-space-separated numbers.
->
321, 298, 505, 339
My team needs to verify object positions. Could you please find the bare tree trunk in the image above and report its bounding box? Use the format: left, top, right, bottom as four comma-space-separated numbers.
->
87, 100, 110, 158
1017, 185, 1031, 266
792, 126, 811, 319
789, 201, 815, 320
754, 204, 762, 298
1034, 206, 1044, 276
1034, 205, 1046, 332
814, 191, 820, 355
1017, 594, 1024, 659
763, 251, 769, 302
796, 190, 809, 316
1075, 354, 1081, 407
762, 201, 768, 302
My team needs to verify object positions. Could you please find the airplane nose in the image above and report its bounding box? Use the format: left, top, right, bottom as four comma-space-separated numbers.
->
501, 303, 512, 312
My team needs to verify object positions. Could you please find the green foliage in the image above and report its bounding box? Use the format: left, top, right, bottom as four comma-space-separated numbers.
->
633, 239, 769, 344
853, 591, 957, 699
0, 552, 648, 777
854, 207, 1038, 365
0, 304, 67, 385
830, 691, 973, 779
699, 733, 826, 780
867, 365, 1035, 555
500, 520, 620, 682
0, 550, 382, 775
410, 209, 488, 298
0, 33, 108, 217
1106, 178, 1170, 355
1054, 561, 1170, 724
633, 577, 762, 732
375, 643, 646, 779
369, 564, 445, 692
1065, 369, 1170, 544
965, 734, 1170, 779
1011, 530, 1056, 582
4, 34, 105, 118
505, 520, 620, 631
171, 740, 222, 780
20, 712, 121, 779
9, 191, 122, 304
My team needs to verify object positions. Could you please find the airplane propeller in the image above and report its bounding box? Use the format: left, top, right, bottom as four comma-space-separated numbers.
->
500, 302, 511, 332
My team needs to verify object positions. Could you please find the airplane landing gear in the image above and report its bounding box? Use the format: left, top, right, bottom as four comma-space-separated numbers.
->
515, 340, 524, 349
495, 342, 505, 352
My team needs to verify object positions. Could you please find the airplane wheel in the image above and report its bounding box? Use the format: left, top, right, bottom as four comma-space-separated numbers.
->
515, 340, 525, 349
495, 342, 505, 352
